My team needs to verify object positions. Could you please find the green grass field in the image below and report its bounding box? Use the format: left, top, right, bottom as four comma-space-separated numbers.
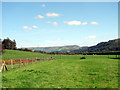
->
1, 50, 119, 88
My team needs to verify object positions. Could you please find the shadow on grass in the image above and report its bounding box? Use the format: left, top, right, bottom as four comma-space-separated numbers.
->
23, 69, 50, 74
109, 58, 120, 59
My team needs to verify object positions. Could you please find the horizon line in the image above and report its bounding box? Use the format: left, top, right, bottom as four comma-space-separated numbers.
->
17, 38, 119, 48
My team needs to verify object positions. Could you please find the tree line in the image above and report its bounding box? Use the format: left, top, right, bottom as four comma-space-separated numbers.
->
1, 38, 17, 51
1, 38, 35, 52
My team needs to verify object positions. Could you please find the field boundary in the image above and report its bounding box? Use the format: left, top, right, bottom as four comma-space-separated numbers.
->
0, 56, 56, 72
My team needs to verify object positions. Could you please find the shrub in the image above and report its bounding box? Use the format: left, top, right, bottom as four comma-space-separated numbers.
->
80, 57, 86, 59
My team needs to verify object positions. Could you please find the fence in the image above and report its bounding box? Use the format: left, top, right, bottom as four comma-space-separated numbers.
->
0, 56, 56, 72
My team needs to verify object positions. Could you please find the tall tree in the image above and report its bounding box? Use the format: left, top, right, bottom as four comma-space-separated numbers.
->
2, 38, 17, 50
13, 39, 17, 50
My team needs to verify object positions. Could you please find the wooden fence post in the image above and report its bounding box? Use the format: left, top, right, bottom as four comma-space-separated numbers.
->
0, 63, 4, 72
26, 59, 27, 65
5, 63, 8, 71
11, 59, 13, 70
36, 57, 37, 63
27, 58, 28, 65
3, 61, 5, 71
20, 59, 21, 67
23, 59, 25, 66
0, 60, 8, 72
19, 59, 21, 68
30, 59, 32, 64
32, 57, 33, 64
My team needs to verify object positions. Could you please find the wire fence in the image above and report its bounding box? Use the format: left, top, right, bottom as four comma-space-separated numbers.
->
1, 54, 118, 72
0, 56, 57, 72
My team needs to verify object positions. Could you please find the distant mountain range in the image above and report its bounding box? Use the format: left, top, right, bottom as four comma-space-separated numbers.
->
28, 38, 120, 53
28, 45, 80, 53
70, 38, 120, 53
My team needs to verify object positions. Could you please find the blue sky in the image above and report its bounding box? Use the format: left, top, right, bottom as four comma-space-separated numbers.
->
2, 2, 118, 48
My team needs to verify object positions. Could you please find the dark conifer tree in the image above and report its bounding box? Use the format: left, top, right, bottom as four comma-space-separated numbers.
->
2, 38, 17, 50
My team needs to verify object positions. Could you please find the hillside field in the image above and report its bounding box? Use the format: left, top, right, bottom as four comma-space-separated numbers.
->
1, 50, 119, 88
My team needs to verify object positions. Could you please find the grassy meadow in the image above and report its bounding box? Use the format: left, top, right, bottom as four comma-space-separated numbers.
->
1, 50, 119, 88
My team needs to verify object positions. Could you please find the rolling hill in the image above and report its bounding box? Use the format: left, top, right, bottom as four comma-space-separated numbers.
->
27, 38, 119, 53
28, 45, 80, 53
70, 38, 120, 53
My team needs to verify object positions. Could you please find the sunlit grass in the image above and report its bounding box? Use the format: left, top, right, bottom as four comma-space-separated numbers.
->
2, 50, 119, 88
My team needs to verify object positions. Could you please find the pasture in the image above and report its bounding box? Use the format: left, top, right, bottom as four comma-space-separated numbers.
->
1, 50, 119, 88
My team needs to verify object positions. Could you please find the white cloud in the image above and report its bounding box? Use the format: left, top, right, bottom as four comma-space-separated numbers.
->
42, 4, 46, 7
23, 26, 28, 29
64, 21, 81, 25
46, 13, 60, 17
35, 15, 44, 19
88, 36, 96, 39
53, 22, 58, 26
32, 26, 38, 28
23, 26, 32, 30
82, 22, 87, 25
91, 22, 99, 25
46, 21, 58, 26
